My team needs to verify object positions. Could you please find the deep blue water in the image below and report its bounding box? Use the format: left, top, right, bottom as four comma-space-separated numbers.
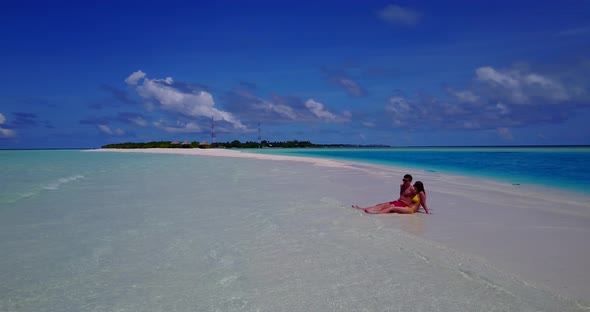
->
246, 147, 590, 194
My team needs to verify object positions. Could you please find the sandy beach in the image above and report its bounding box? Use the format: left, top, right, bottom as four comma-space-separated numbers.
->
87, 148, 590, 305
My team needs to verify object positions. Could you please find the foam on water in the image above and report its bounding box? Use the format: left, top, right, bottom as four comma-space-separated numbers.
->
42, 175, 85, 191
0, 151, 587, 311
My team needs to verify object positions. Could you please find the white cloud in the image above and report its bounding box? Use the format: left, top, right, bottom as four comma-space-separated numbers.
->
392, 119, 404, 126
381, 61, 589, 132
333, 77, 366, 97
0, 113, 16, 138
497, 127, 513, 140
476, 67, 520, 88
125, 70, 146, 85
98, 124, 125, 136
451, 104, 469, 116
385, 96, 412, 126
0, 128, 16, 138
254, 99, 298, 120
476, 66, 526, 104
525, 73, 554, 87
377, 4, 420, 26
131, 72, 246, 130
224, 88, 352, 124
525, 73, 569, 100
476, 66, 569, 104
97, 124, 111, 134
385, 96, 411, 115
447, 88, 480, 104
496, 102, 510, 115
305, 99, 338, 121
463, 121, 481, 129
153, 120, 202, 133
129, 116, 148, 127
304, 98, 351, 123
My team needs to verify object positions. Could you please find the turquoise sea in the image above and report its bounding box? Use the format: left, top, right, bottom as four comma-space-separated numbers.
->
246, 146, 590, 194
1, 149, 589, 311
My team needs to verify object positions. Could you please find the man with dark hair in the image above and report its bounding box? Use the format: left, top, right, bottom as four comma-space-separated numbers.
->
400, 174, 413, 197
395, 174, 415, 207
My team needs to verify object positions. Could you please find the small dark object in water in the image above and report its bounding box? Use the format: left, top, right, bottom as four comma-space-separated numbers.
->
512, 183, 520, 186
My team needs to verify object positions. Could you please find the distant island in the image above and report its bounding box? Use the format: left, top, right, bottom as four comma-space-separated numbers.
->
101, 140, 390, 149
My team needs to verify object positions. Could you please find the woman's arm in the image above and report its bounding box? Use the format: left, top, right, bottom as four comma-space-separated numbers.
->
419, 192, 429, 214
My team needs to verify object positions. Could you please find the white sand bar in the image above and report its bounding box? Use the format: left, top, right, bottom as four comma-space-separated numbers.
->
90, 147, 355, 168
89, 148, 590, 305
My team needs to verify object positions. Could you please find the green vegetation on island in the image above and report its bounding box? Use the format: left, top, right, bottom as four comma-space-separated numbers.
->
101, 140, 390, 149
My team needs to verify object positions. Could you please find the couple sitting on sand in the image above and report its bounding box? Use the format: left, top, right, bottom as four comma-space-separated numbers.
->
354, 174, 430, 214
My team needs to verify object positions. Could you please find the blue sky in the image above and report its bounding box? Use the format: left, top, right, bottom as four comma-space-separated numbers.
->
1, 0, 589, 148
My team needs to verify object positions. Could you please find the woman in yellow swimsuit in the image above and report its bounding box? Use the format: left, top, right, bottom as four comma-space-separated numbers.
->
354, 181, 430, 214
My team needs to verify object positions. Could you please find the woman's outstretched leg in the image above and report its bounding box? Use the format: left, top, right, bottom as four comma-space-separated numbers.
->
353, 202, 392, 213
365, 205, 413, 214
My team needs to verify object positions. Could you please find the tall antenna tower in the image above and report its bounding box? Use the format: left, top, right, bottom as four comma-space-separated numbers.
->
211, 115, 216, 144
257, 122, 261, 146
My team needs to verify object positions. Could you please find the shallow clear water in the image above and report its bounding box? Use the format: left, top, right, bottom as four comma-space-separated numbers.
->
0, 150, 586, 311
246, 147, 590, 194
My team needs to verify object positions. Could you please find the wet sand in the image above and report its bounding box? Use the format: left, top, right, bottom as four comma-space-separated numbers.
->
88, 148, 590, 303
